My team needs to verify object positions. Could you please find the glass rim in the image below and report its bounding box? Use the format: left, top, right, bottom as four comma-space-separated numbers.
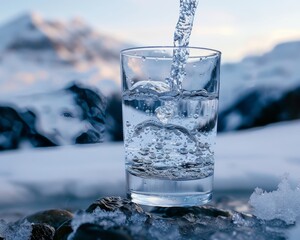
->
121, 46, 221, 59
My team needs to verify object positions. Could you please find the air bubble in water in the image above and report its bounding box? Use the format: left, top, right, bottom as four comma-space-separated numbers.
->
155, 143, 163, 150
179, 148, 188, 155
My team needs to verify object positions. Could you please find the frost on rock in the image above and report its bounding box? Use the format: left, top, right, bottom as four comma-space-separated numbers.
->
249, 177, 300, 224
68, 208, 128, 240
149, 219, 181, 240
0, 219, 6, 238
70, 210, 95, 233
69, 205, 180, 240
0, 220, 32, 240
0, 196, 293, 240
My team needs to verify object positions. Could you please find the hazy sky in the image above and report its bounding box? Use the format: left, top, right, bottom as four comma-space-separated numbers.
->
0, 0, 300, 62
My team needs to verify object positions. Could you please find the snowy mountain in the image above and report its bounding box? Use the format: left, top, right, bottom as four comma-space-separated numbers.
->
0, 13, 128, 150
0, 12, 130, 99
0, 83, 123, 150
0, 13, 299, 150
219, 40, 300, 131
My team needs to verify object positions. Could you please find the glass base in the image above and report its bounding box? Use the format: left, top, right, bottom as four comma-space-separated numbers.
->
126, 171, 213, 207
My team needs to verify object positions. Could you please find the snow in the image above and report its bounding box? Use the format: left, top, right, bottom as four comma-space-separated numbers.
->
0, 143, 126, 206
0, 13, 45, 52
1, 13, 300, 108
70, 211, 96, 232
0, 219, 32, 240
215, 120, 300, 191
289, 221, 300, 240
0, 12, 129, 99
14, 89, 89, 145
68, 207, 180, 240
249, 176, 300, 224
0, 120, 299, 212
219, 40, 300, 112
68, 208, 128, 240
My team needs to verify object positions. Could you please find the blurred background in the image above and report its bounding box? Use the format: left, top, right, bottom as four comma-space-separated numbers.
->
0, 0, 299, 220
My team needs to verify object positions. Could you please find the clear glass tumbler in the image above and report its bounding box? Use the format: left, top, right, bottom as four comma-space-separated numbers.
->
121, 46, 221, 207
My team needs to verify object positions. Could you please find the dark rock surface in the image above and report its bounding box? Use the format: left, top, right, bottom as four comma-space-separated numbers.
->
24, 209, 73, 230
0, 196, 293, 240
30, 223, 55, 240
86, 196, 143, 215
67, 84, 107, 144
0, 106, 56, 150
72, 223, 132, 240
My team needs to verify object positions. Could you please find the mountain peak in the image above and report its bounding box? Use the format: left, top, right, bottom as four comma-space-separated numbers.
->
0, 13, 131, 98
0, 12, 49, 53
1, 11, 44, 30
271, 40, 300, 58
17, 11, 43, 23
0, 12, 130, 61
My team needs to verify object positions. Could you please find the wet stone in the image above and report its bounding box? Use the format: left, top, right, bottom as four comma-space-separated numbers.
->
0, 196, 294, 240
72, 223, 132, 240
30, 223, 55, 240
24, 209, 73, 230
86, 196, 144, 216
53, 221, 73, 240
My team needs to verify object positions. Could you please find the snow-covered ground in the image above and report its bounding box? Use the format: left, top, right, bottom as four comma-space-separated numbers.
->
0, 120, 299, 212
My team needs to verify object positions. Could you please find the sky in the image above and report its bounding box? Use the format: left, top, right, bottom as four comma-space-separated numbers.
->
0, 0, 300, 62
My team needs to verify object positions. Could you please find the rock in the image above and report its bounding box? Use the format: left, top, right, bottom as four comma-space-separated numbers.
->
0, 106, 56, 150
53, 221, 73, 240
72, 223, 132, 240
30, 223, 55, 240
67, 83, 107, 143
83, 197, 288, 240
86, 197, 144, 216
75, 129, 101, 144
25, 209, 73, 230
151, 206, 232, 219
1, 197, 291, 240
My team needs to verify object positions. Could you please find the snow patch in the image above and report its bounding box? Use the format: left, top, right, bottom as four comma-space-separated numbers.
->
249, 176, 300, 224
0, 219, 32, 240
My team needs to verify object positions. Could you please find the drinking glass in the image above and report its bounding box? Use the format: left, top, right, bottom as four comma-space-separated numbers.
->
121, 46, 221, 206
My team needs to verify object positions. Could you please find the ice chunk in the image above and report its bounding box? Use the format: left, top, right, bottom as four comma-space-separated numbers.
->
130, 80, 171, 94
249, 176, 300, 224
